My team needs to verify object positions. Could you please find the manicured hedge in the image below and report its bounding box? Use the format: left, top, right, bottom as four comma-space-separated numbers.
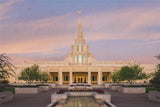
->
9, 85, 39, 88
146, 87, 160, 93
9, 84, 49, 88
122, 85, 152, 87
4, 88, 15, 94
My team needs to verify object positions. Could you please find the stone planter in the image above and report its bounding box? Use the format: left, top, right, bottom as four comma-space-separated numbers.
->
68, 87, 75, 90
49, 84, 57, 89
68, 86, 93, 90
148, 91, 160, 103
39, 86, 51, 91
15, 87, 43, 94
0, 91, 13, 104
51, 92, 69, 102
104, 83, 110, 88
118, 87, 146, 93
110, 85, 122, 91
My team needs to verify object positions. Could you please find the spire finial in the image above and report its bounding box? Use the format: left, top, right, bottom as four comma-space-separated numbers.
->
77, 9, 83, 39
79, 10, 81, 24
79, 9, 81, 16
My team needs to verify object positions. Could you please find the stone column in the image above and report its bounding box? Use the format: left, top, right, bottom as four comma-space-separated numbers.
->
50, 73, 52, 82
70, 68, 72, 85
109, 72, 111, 82
59, 68, 62, 85
88, 68, 91, 85
98, 68, 102, 85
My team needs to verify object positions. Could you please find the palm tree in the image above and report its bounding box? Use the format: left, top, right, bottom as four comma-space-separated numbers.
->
0, 54, 16, 80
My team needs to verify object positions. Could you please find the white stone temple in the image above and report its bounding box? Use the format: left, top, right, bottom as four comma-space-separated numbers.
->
13, 10, 156, 85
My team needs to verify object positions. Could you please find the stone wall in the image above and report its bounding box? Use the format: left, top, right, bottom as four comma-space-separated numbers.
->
39, 86, 51, 91
15, 87, 43, 94
118, 87, 146, 93
110, 86, 122, 91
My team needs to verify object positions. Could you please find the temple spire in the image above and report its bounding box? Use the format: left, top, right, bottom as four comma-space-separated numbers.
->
77, 9, 83, 39
79, 10, 81, 24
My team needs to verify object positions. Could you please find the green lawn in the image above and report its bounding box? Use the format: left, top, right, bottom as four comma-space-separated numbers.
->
4, 88, 15, 94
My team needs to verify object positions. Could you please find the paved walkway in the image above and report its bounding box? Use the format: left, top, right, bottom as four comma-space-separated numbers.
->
2, 88, 160, 107
1, 89, 58, 107
103, 88, 160, 107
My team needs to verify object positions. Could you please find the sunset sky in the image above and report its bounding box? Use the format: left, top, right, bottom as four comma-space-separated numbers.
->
0, 0, 160, 64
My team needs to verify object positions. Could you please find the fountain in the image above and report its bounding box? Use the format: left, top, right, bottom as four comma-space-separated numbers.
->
55, 96, 108, 107
47, 85, 116, 107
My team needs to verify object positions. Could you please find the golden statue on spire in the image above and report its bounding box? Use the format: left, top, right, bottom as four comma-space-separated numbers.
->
79, 9, 81, 16
79, 10, 81, 25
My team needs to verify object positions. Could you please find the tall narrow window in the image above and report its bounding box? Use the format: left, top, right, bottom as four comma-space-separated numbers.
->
83, 55, 86, 63
75, 55, 77, 63
79, 55, 82, 63
79, 42, 81, 52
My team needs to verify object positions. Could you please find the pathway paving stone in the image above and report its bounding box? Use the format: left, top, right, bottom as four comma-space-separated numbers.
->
1, 89, 58, 107
103, 88, 160, 107
2, 88, 160, 107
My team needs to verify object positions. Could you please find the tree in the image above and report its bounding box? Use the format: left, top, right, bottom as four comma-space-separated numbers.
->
19, 64, 40, 83
0, 54, 16, 80
0, 54, 16, 91
39, 72, 50, 83
111, 71, 121, 83
155, 54, 160, 59
118, 64, 147, 84
150, 54, 160, 88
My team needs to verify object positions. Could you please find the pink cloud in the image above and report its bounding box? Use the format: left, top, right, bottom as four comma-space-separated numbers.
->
0, 0, 24, 20
0, 34, 74, 54
0, 5, 159, 65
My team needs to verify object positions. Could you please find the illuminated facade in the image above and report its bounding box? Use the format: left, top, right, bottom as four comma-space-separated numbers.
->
14, 10, 156, 85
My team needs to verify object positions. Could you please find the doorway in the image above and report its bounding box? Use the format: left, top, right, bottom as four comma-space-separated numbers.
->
73, 72, 88, 83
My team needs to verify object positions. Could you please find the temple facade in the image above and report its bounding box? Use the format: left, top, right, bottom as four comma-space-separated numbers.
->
13, 10, 156, 85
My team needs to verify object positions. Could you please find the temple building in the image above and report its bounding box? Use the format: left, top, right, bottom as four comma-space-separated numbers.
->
14, 10, 156, 85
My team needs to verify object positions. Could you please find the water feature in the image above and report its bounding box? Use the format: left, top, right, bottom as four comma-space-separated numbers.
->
55, 96, 109, 107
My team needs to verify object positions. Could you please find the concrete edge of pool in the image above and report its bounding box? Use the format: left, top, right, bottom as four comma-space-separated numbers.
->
47, 91, 116, 107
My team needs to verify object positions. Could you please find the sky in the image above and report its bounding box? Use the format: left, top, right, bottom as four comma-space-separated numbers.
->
0, 0, 160, 64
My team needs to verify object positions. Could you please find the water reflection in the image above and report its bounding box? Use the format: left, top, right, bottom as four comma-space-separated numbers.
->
55, 96, 108, 107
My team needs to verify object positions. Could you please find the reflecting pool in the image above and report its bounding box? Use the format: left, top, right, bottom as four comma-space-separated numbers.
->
55, 96, 108, 107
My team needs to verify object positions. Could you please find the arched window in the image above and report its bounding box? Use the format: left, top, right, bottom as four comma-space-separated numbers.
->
74, 55, 77, 63
79, 42, 81, 52
79, 55, 82, 63
92, 76, 95, 81
83, 55, 86, 63
56, 77, 58, 81
66, 76, 68, 81
102, 72, 108, 81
